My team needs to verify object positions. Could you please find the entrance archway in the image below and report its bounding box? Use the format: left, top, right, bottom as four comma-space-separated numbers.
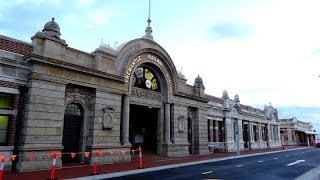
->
129, 104, 159, 154
62, 103, 83, 162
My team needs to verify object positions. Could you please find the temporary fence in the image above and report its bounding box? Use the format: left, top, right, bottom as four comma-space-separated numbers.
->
0, 147, 144, 180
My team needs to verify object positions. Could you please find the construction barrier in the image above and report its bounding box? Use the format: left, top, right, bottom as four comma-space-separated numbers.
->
0, 148, 141, 178
91, 151, 98, 175
138, 146, 144, 169
48, 152, 57, 180
0, 154, 5, 180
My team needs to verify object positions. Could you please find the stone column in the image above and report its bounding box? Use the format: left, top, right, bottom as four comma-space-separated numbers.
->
121, 95, 130, 145
215, 120, 219, 142
270, 125, 274, 141
208, 120, 213, 142
267, 123, 271, 147
249, 121, 253, 142
258, 123, 261, 148
287, 128, 292, 144
164, 103, 171, 144
258, 123, 262, 141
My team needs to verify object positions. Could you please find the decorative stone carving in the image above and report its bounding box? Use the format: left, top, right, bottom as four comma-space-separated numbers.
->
131, 88, 161, 101
65, 86, 91, 105
187, 108, 194, 120
178, 115, 186, 132
102, 106, 116, 130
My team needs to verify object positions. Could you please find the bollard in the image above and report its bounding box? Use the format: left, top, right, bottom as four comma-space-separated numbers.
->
0, 154, 5, 180
48, 152, 57, 180
91, 151, 99, 175
138, 146, 144, 169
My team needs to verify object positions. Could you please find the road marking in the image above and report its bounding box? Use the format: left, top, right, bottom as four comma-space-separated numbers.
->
285, 155, 289, 157
236, 165, 243, 167
202, 171, 213, 175
286, 160, 305, 166
274, 158, 278, 159
258, 160, 264, 163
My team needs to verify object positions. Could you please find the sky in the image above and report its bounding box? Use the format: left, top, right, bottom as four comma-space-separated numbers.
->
0, 0, 319, 133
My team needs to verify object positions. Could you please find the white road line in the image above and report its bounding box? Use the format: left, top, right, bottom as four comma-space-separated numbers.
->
286, 160, 305, 166
285, 155, 289, 157
202, 171, 213, 175
258, 160, 264, 163
236, 165, 243, 167
274, 158, 278, 159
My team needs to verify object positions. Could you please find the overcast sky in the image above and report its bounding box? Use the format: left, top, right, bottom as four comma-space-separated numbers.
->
0, 0, 319, 133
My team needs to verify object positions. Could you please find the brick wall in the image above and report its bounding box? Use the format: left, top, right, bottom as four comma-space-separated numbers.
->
0, 36, 32, 56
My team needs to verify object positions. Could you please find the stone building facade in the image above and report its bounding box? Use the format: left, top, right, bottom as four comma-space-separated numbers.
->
278, 117, 317, 146
0, 18, 281, 172
207, 93, 281, 152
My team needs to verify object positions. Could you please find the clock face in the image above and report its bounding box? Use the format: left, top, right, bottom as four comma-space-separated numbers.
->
145, 79, 152, 89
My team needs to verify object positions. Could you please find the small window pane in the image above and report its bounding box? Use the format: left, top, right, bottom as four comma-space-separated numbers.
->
0, 116, 9, 144
0, 94, 13, 109
65, 104, 81, 116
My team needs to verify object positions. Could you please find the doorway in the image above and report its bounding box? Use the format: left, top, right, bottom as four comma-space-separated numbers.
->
129, 104, 158, 154
188, 117, 194, 154
62, 103, 82, 162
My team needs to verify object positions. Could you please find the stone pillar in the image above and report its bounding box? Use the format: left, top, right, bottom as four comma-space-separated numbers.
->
215, 120, 219, 142
164, 103, 171, 144
258, 123, 262, 141
287, 128, 292, 144
121, 95, 130, 145
270, 125, 274, 141
249, 121, 253, 142
267, 123, 271, 147
258, 123, 261, 148
208, 120, 213, 142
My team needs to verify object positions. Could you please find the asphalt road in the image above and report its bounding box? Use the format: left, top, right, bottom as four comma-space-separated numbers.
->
108, 147, 320, 180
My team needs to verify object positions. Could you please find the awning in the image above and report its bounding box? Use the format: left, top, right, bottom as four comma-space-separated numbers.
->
297, 129, 318, 135
304, 130, 318, 135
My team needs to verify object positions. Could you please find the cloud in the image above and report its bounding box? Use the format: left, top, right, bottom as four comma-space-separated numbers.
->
90, 10, 109, 25
312, 48, 320, 56
210, 21, 253, 39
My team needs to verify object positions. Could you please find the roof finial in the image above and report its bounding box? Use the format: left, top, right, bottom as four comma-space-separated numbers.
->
143, 0, 153, 40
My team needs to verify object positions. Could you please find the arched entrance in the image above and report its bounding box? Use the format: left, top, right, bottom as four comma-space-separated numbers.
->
129, 105, 159, 153
129, 65, 162, 154
62, 103, 83, 162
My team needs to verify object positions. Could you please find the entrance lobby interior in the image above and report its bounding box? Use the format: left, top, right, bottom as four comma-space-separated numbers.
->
129, 104, 159, 154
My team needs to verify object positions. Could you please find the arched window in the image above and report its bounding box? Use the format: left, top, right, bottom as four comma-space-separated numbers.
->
65, 103, 82, 116
132, 66, 160, 92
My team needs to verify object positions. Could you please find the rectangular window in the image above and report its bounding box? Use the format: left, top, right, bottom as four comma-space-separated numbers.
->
0, 94, 13, 109
0, 93, 14, 145
0, 115, 9, 145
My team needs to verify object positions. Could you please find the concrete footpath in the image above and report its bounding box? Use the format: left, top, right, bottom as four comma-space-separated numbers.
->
2, 146, 311, 180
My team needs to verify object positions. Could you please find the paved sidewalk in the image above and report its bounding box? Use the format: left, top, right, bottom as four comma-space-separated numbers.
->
2, 146, 310, 180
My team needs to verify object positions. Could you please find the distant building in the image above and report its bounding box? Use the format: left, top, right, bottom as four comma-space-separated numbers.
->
277, 117, 317, 146
0, 18, 281, 172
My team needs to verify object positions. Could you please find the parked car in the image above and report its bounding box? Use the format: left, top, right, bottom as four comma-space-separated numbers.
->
315, 139, 320, 147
